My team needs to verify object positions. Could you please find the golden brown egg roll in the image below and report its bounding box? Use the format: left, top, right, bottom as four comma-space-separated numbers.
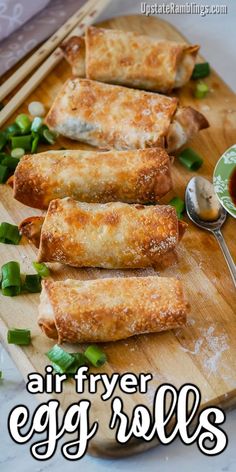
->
13, 148, 172, 210
38, 276, 188, 343
46, 78, 209, 152
61, 26, 199, 93
19, 198, 187, 269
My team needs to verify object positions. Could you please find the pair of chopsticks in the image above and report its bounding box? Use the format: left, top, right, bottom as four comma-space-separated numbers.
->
0, 0, 110, 127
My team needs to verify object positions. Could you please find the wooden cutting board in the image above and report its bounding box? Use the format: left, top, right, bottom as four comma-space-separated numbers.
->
0, 15, 236, 458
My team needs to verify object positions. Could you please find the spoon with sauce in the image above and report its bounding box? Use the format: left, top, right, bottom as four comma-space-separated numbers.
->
185, 176, 236, 288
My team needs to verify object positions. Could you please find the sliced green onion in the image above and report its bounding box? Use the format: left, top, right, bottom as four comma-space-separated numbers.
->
38, 124, 47, 140
46, 344, 75, 372
0, 131, 7, 151
52, 363, 67, 374
11, 148, 24, 159
0, 371, 2, 379
22, 274, 41, 293
31, 134, 39, 153
169, 197, 185, 219
1, 261, 21, 296
51, 351, 87, 375
0, 222, 21, 244
1, 155, 20, 171
84, 345, 107, 367
28, 101, 45, 117
67, 353, 88, 374
15, 114, 31, 134
7, 328, 31, 345
0, 164, 10, 183
192, 62, 210, 80
0, 152, 10, 163
194, 81, 209, 99
5, 123, 21, 138
33, 262, 50, 278
43, 128, 56, 145
11, 135, 32, 151
31, 117, 43, 133
178, 148, 203, 171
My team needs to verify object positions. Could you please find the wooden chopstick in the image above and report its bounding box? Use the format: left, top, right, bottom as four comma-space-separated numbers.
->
0, 0, 98, 101
0, 0, 110, 127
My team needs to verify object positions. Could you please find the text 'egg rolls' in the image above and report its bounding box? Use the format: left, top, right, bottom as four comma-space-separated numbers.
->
45, 78, 209, 152
13, 148, 172, 210
62, 26, 199, 93
38, 276, 188, 343
19, 198, 187, 269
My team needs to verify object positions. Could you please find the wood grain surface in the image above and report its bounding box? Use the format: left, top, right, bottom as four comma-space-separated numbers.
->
0, 15, 236, 458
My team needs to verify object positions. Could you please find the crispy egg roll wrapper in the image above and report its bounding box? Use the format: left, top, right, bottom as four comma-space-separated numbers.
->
46, 78, 208, 151
38, 276, 188, 343
33, 198, 186, 269
19, 216, 44, 248
13, 148, 172, 210
62, 26, 199, 93
166, 106, 209, 152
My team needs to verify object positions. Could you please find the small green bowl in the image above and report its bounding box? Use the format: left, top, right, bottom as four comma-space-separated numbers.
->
213, 145, 236, 218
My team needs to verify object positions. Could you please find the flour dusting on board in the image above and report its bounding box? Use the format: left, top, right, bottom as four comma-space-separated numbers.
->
180, 326, 229, 376
201, 327, 229, 375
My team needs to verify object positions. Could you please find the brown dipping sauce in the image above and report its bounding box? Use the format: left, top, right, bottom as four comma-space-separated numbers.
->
229, 166, 236, 206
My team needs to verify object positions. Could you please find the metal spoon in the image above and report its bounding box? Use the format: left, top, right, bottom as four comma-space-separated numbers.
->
185, 176, 236, 288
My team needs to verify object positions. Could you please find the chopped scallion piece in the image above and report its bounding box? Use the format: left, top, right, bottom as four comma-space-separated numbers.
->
194, 81, 209, 99
1, 155, 20, 171
43, 128, 56, 145
169, 197, 185, 219
22, 274, 41, 293
178, 148, 203, 171
31, 134, 39, 153
0, 222, 21, 244
0, 152, 10, 163
38, 124, 47, 140
11, 148, 24, 159
0, 164, 9, 183
192, 62, 210, 80
7, 328, 31, 345
67, 353, 88, 374
5, 123, 21, 138
1, 261, 21, 296
84, 345, 107, 367
0, 131, 7, 151
31, 117, 43, 133
15, 113, 31, 134
52, 363, 66, 374
52, 353, 88, 376
11, 135, 32, 151
28, 101, 45, 117
33, 262, 50, 278
46, 344, 75, 372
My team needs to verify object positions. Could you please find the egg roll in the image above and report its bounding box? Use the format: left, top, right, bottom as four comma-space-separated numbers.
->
19, 198, 187, 269
13, 148, 172, 210
61, 26, 199, 93
38, 276, 188, 343
46, 78, 209, 151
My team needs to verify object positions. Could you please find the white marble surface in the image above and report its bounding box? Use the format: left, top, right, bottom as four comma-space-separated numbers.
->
0, 0, 236, 470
